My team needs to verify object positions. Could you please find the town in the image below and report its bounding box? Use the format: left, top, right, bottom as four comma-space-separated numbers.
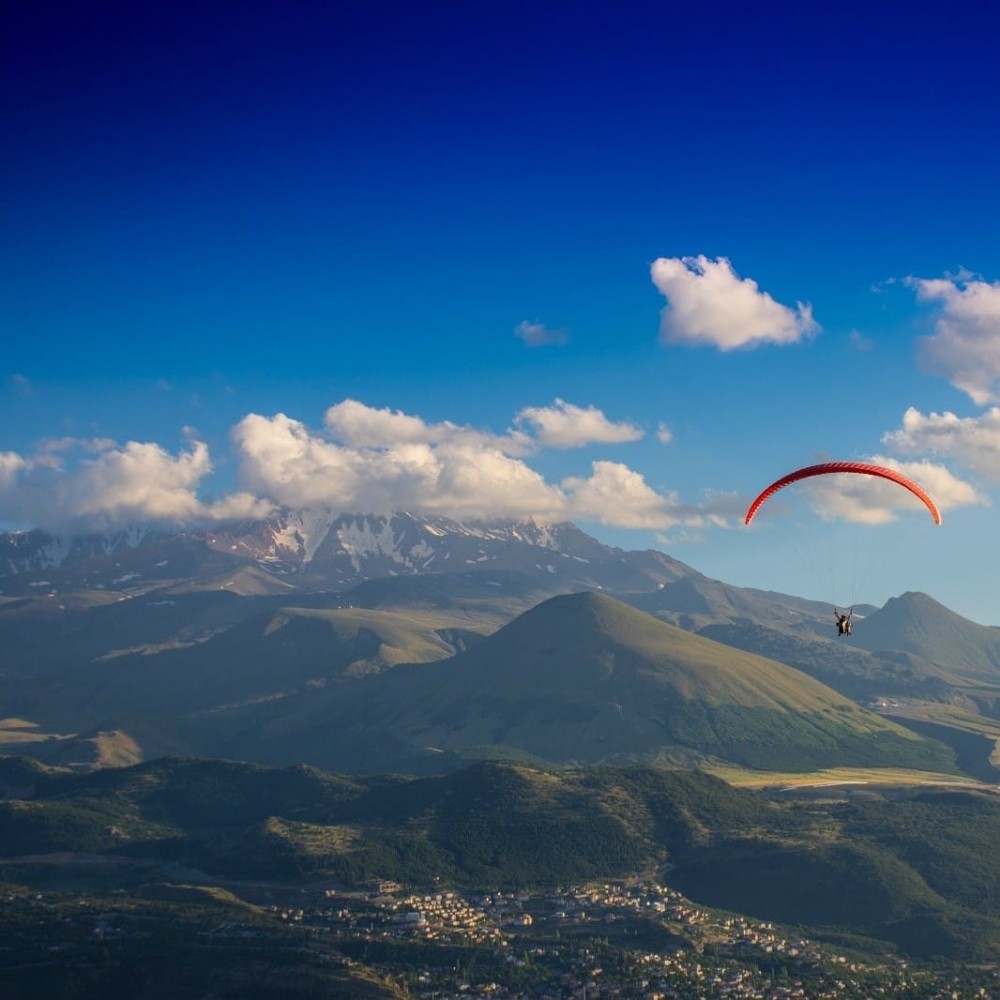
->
262, 878, 999, 998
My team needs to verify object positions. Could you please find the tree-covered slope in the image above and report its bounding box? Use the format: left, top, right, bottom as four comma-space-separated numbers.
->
3, 755, 1000, 959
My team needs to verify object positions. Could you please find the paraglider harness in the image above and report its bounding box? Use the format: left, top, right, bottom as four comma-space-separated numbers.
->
834, 608, 853, 637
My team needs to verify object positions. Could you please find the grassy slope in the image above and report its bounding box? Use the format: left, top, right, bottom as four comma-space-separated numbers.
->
9, 604, 487, 730
327, 592, 957, 774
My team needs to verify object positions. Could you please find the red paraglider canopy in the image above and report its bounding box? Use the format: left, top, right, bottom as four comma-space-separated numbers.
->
744, 461, 942, 526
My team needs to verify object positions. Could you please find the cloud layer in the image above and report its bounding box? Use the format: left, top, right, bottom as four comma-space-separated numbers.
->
0, 400, 715, 534
0, 437, 270, 533
912, 275, 1000, 404
651, 255, 819, 350
231, 400, 695, 528
884, 406, 1000, 485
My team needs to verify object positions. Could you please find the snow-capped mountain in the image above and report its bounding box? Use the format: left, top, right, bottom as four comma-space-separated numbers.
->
0, 511, 693, 595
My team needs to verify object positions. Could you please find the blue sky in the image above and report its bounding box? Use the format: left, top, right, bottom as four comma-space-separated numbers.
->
4, 1, 1000, 622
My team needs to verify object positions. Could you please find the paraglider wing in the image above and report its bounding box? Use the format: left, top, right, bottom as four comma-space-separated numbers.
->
744, 461, 942, 526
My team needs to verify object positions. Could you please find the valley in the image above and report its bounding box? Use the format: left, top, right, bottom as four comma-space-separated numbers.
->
5, 513, 1000, 990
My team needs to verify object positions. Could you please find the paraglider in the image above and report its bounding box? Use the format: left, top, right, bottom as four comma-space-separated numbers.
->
745, 462, 941, 638
834, 607, 853, 636
744, 461, 942, 527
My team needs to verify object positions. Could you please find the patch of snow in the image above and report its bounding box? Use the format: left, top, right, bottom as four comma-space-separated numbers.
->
112, 572, 141, 584
122, 524, 153, 549
271, 508, 335, 564
154, 559, 169, 567
530, 524, 558, 549
29, 580, 51, 587
409, 540, 434, 561
335, 517, 407, 571
36, 536, 72, 568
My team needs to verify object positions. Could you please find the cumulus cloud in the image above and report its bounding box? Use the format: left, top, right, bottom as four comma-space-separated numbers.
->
656, 422, 673, 445
231, 400, 716, 530
325, 399, 446, 448
883, 406, 1000, 484
324, 399, 533, 455
650, 255, 819, 350
801, 455, 985, 524
910, 274, 1000, 404
232, 410, 572, 521
561, 461, 722, 529
514, 320, 569, 347
0, 437, 272, 532
562, 462, 677, 528
513, 399, 642, 448
1, 399, 731, 535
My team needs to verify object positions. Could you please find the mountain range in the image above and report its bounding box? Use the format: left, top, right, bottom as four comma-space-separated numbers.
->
2, 511, 999, 779
0, 510, 690, 594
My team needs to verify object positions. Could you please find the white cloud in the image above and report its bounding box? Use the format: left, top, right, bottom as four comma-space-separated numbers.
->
514, 320, 569, 347
562, 461, 687, 528
801, 455, 984, 524
323, 398, 533, 455
0, 438, 269, 532
1, 399, 730, 535
910, 274, 1000, 403
656, 422, 673, 445
233, 412, 366, 510
233, 410, 570, 520
883, 406, 1000, 484
324, 399, 443, 447
513, 399, 642, 448
232, 402, 715, 530
650, 255, 819, 350
39, 436, 118, 455
0, 451, 28, 492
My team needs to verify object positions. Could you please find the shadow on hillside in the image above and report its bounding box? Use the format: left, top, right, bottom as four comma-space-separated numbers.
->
888, 717, 1000, 783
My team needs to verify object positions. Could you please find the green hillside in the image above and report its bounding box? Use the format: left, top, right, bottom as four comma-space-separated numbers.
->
853, 592, 1000, 682
294, 592, 956, 774
3, 754, 1000, 960
7, 604, 488, 733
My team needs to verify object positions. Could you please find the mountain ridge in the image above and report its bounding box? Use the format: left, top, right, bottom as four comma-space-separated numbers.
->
0, 511, 693, 593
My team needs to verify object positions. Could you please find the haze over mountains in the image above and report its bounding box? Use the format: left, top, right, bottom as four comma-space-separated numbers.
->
1, 511, 998, 778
